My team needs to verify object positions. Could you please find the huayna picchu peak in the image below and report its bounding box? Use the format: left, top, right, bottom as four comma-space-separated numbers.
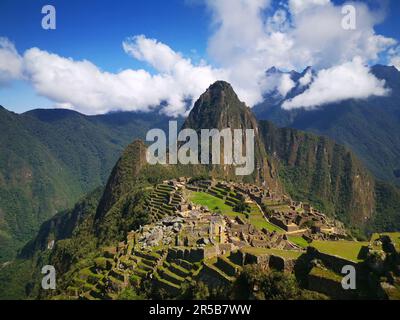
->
184, 80, 259, 131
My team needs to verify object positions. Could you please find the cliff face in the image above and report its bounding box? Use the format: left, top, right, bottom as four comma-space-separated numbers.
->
259, 120, 376, 226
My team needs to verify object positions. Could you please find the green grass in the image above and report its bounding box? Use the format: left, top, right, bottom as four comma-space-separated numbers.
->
190, 192, 285, 233
241, 247, 303, 259
247, 203, 284, 233
288, 236, 309, 248
189, 191, 235, 216
309, 266, 342, 282
311, 240, 369, 262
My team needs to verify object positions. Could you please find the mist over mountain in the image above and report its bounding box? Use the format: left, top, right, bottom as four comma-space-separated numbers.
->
253, 64, 400, 186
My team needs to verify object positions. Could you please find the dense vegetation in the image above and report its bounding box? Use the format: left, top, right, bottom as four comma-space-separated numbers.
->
370, 181, 400, 232
232, 265, 326, 300
259, 120, 375, 226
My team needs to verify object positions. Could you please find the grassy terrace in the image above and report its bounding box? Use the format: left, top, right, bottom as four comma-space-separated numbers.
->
189, 191, 236, 216
247, 203, 284, 233
288, 236, 309, 248
311, 240, 369, 262
309, 266, 342, 282
241, 247, 303, 259
189, 191, 284, 233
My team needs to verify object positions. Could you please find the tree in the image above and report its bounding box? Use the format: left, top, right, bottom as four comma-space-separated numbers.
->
117, 287, 146, 300
231, 265, 325, 300
180, 281, 210, 300
234, 194, 249, 214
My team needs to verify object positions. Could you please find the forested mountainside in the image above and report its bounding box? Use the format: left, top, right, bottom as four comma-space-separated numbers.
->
0, 105, 172, 262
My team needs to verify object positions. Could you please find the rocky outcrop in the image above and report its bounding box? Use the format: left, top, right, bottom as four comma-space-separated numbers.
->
182, 81, 281, 191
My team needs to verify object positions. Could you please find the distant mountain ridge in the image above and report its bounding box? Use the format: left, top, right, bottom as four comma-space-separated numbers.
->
253, 64, 400, 186
0, 106, 173, 262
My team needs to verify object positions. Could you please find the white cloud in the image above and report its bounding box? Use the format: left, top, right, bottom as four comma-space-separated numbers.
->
0, 38, 23, 85
22, 39, 227, 117
206, 0, 396, 71
278, 74, 296, 96
204, 0, 396, 109
287, 1, 396, 68
122, 35, 227, 116
288, 0, 330, 15
299, 69, 312, 87
391, 56, 400, 71
282, 57, 389, 110
205, 0, 282, 105
123, 35, 185, 74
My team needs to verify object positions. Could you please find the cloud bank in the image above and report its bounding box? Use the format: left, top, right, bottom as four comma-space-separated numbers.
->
205, 0, 396, 110
21, 37, 227, 117
282, 57, 389, 110
0, 0, 398, 115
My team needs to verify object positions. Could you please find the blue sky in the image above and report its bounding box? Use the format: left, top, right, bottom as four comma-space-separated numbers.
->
0, 0, 211, 71
0, 0, 211, 112
0, 0, 399, 114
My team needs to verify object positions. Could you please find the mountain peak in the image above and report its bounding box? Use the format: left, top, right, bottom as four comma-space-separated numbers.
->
183, 81, 251, 131
182, 81, 280, 189
95, 139, 147, 220
208, 80, 234, 90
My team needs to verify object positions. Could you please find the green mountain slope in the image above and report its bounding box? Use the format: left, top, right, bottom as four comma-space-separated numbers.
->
0, 106, 172, 262
259, 121, 375, 226
0, 107, 79, 261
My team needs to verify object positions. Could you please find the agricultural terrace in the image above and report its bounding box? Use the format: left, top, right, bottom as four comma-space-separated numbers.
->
311, 240, 369, 262
189, 191, 284, 233
241, 246, 303, 259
